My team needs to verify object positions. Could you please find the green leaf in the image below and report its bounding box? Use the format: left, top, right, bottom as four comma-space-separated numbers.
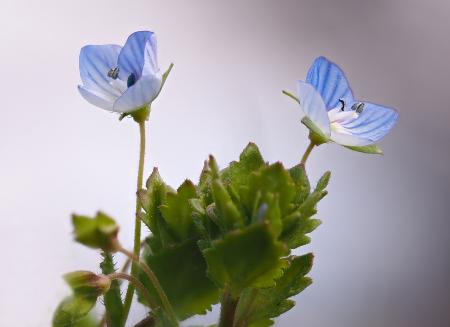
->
220, 142, 266, 191
160, 180, 198, 241
72, 212, 119, 252
235, 254, 314, 327
315, 171, 331, 192
280, 216, 322, 249
202, 223, 287, 296
139, 239, 220, 320
139, 168, 177, 251
245, 163, 295, 216
288, 164, 310, 206
211, 179, 245, 231
100, 253, 123, 327
345, 144, 383, 154
52, 295, 97, 327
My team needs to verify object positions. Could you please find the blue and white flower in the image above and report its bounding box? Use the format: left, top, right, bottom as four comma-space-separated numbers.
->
78, 31, 166, 113
293, 56, 398, 150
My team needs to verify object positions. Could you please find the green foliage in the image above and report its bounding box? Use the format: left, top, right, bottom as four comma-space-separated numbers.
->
61, 142, 329, 326
203, 223, 288, 296
72, 212, 119, 252
100, 253, 123, 327
234, 254, 314, 327
53, 295, 97, 327
136, 143, 329, 323
139, 240, 220, 320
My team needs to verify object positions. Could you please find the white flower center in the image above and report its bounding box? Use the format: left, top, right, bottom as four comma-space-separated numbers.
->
328, 107, 359, 135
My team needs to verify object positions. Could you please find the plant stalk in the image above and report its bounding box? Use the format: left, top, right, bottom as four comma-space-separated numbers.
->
218, 289, 239, 327
121, 121, 146, 325
301, 141, 315, 166
108, 273, 156, 309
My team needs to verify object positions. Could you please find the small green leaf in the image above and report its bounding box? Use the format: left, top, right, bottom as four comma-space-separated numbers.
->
345, 144, 383, 154
160, 180, 198, 240
235, 254, 314, 327
72, 212, 119, 252
288, 164, 310, 205
203, 223, 287, 296
139, 239, 220, 320
211, 179, 245, 231
315, 171, 331, 192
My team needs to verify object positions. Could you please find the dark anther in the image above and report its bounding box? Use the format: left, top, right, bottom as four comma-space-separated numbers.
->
127, 73, 136, 87
339, 99, 345, 111
351, 102, 365, 114
107, 67, 119, 80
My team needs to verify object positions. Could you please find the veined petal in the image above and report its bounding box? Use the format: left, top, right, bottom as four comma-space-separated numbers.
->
79, 45, 122, 98
343, 102, 398, 142
78, 85, 115, 111
297, 81, 331, 136
112, 73, 162, 113
330, 131, 372, 146
306, 56, 354, 110
118, 31, 159, 80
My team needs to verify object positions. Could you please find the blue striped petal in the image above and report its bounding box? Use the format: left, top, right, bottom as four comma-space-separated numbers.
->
113, 74, 162, 113
306, 56, 354, 110
117, 31, 159, 80
297, 81, 330, 136
79, 45, 122, 98
343, 102, 398, 142
330, 131, 371, 146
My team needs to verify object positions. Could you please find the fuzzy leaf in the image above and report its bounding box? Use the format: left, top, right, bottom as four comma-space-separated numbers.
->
52, 295, 97, 327
235, 254, 314, 327
288, 164, 310, 206
160, 180, 198, 241
139, 239, 220, 320
202, 223, 287, 296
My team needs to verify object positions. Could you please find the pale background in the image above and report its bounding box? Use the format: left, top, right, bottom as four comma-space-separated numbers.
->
1, 0, 449, 326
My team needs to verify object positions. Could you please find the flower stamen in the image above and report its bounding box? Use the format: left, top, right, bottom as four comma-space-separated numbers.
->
107, 67, 120, 80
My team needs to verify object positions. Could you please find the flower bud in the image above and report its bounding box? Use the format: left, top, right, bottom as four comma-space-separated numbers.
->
64, 271, 111, 297
72, 211, 120, 252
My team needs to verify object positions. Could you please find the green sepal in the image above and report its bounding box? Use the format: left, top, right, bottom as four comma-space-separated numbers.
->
202, 223, 288, 296
52, 295, 97, 327
138, 239, 220, 320
302, 117, 329, 145
345, 143, 383, 154
159, 179, 198, 241
72, 212, 119, 252
235, 254, 314, 327
100, 253, 123, 327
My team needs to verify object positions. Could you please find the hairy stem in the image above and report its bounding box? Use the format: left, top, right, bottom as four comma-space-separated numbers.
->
118, 247, 178, 326
108, 273, 156, 309
121, 121, 146, 325
301, 141, 315, 166
218, 289, 239, 327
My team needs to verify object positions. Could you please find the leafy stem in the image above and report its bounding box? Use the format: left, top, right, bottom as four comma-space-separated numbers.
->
122, 120, 147, 325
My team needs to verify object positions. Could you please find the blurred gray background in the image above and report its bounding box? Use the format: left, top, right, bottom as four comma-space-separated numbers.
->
1, 0, 449, 326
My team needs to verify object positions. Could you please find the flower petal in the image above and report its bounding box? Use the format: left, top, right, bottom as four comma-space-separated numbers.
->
297, 81, 331, 136
112, 74, 162, 113
79, 45, 122, 98
330, 131, 372, 146
343, 102, 398, 142
306, 56, 354, 110
117, 31, 159, 80
78, 85, 115, 111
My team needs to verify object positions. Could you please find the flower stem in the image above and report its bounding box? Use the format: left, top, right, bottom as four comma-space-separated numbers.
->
121, 120, 146, 326
118, 246, 178, 326
300, 141, 315, 166
108, 272, 156, 310
218, 289, 239, 327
